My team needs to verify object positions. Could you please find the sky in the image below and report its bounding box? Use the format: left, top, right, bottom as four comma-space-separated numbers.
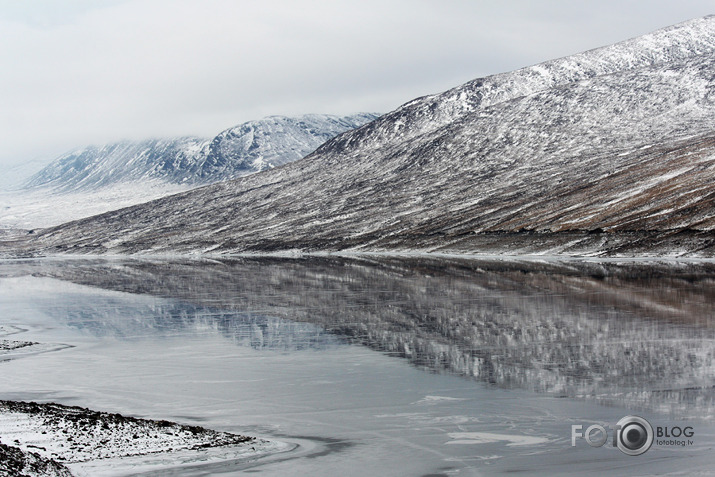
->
0, 0, 713, 182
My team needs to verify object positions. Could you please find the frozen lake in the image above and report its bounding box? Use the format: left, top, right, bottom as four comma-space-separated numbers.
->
0, 256, 714, 476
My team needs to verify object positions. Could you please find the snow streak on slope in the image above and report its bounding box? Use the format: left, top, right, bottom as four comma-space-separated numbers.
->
10, 16, 715, 257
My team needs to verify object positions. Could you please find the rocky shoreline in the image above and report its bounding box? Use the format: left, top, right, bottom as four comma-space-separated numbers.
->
0, 400, 276, 476
0, 442, 73, 477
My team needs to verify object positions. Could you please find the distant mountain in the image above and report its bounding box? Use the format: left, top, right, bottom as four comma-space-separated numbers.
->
24, 137, 208, 191
9, 16, 715, 257
24, 113, 379, 191
194, 114, 379, 182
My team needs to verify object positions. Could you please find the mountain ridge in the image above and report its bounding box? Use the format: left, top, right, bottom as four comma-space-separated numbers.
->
7, 16, 715, 257
24, 113, 379, 192
322, 15, 715, 158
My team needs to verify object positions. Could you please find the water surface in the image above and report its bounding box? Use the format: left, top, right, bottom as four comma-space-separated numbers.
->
0, 256, 713, 475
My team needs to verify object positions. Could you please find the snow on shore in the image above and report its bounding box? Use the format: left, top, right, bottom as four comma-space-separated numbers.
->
0, 400, 290, 476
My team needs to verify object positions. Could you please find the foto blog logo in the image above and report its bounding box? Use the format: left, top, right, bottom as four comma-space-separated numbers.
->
571, 415, 695, 456
572, 416, 653, 456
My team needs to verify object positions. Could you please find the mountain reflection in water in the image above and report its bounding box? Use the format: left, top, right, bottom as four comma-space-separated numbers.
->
5, 256, 714, 415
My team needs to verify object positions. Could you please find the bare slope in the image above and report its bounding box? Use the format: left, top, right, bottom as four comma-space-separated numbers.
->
15, 17, 715, 257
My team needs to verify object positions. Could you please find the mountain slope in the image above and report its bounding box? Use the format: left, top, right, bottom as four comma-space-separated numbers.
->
12, 16, 715, 257
25, 114, 378, 192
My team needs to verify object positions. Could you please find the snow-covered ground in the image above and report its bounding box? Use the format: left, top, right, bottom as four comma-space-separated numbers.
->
0, 182, 191, 229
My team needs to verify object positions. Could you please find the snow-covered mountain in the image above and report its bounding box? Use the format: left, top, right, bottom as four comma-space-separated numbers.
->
1, 114, 376, 229
25, 113, 378, 191
24, 137, 209, 191
194, 113, 379, 182
8, 16, 715, 257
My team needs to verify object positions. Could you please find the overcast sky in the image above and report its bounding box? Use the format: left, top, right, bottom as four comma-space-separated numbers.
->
0, 0, 713, 177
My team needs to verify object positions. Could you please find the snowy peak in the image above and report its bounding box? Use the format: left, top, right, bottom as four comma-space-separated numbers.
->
195, 113, 378, 179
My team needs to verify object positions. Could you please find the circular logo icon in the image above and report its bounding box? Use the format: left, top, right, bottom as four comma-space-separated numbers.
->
616, 415, 653, 456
